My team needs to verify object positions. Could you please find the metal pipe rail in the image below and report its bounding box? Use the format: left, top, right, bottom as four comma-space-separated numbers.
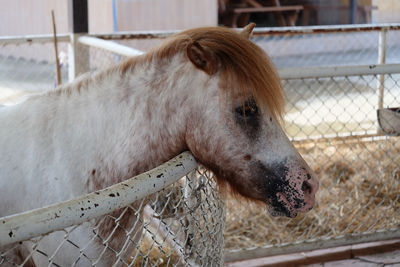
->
0, 34, 70, 44
252, 23, 400, 36
279, 63, 400, 80
0, 24, 399, 44
78, 36, 144, 57
0, 152, 197, 247
88, 24, 400, 41
225, 228, 400, 262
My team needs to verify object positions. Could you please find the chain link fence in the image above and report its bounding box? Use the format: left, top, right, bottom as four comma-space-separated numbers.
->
0, 36, 69, 105
252, 25, 400, 68
0, 24, 400, 264
283, 74, 399, 138
225, 73, 400, 261
1, 154, 225, 266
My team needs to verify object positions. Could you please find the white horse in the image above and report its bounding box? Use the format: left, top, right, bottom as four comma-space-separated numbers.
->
0, 24, 318, 266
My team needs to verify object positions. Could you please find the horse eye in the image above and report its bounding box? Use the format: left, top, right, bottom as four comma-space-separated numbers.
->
235, 99, 259, 117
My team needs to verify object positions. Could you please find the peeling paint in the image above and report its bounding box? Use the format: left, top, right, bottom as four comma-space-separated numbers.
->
0, 152, 197, 246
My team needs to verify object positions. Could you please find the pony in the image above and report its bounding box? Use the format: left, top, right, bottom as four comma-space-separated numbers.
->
0, 24, 318, 266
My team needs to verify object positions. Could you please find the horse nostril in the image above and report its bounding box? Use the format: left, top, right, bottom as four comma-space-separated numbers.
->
302, 180, 312, 195
244, 155, 252, 161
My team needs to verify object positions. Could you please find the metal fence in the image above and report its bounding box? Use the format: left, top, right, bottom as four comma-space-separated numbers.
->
0, 153, 225, 266
224, 25, 400, 262
0, 24, 400, 264
252, 24, 400, 68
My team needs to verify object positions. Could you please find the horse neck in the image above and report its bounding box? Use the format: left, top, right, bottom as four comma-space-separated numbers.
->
53, 54, 198, 191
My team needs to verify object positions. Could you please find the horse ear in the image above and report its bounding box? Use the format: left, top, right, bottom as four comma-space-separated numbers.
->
240, 23, 256, 39
187, 41, 217, 75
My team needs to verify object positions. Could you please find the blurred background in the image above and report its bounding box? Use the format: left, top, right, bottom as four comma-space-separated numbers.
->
1, 0, 399, 36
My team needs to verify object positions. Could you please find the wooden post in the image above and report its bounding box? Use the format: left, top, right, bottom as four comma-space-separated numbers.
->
51, 10, 62, 86
68, 0, 89, 82
272, 0, 286, 27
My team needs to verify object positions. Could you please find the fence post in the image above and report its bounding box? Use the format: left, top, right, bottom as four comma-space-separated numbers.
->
377, 28, 387, 110
68, 0, 90, 82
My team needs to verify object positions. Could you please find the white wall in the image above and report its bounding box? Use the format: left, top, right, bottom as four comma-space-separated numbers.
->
0, 0, 69, 36
372, 0, 400, 23
0, 0, 218, 36
115, 0, 217, 32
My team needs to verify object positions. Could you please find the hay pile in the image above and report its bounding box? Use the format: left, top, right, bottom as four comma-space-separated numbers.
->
224, 137, 400, 250
130, 238, 181, 267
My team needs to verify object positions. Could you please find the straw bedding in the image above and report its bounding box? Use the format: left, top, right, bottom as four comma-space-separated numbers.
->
224, 137, 400, 250
132, 137, 399, 264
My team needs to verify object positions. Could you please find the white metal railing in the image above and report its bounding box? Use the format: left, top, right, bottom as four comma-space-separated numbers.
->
278, 64, 400, 79
0, 152, 197, 247
78, 36, 144, 57
0, 152, 228, 266
0, 153, 226, 266
0, 34, 70, 44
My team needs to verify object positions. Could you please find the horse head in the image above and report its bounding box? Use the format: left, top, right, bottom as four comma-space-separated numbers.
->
176, 24, 319, 218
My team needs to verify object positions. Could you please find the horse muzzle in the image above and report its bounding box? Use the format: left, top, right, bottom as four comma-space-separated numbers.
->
255, 159, 319, 218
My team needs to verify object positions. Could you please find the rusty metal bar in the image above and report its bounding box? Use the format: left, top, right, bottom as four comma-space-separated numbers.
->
90, 31, 177, 41
1, 24, 399, 44
252, 23, 400, 36
87, 24, 400, 41
225, 228, 400, 262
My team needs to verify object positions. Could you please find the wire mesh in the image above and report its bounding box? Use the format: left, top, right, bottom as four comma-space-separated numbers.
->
252, 29, 400, 68
0, 40, 69, 105
224, 72, 400, 255
283, 74, 400, 139
74, 38, 164, 73
0, 168, 225, 266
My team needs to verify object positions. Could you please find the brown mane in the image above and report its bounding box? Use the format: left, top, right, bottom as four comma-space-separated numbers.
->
52, 26, 284, 121
146, 26, 285, 121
